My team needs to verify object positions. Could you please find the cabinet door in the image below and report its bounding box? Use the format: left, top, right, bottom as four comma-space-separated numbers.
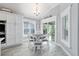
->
15, 16, 22, 44
6, 14, 16, 46
0, 11, 7, 20
0, 41, 1, 56
6, 23, 16, 46
7, 13, 16, 24
16, 23, 22, 44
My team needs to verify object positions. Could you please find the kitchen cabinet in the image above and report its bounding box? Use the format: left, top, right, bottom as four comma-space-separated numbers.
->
0, 11, 22, 48
0, 38, 4, 56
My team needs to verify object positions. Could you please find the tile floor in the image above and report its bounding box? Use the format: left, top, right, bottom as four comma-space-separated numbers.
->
1, 41, 67, 56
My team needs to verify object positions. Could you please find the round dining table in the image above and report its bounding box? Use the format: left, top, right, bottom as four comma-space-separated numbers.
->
29, 34, 48, 51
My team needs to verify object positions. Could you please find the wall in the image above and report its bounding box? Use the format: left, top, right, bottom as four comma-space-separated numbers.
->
51, 3, 78, 56
69, 3, 78, 56
78, 4, 79, 56
40, 3, 79, 56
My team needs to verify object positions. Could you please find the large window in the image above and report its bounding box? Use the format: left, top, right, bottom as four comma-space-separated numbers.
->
24, 22, 35, 35
63, 15, 68, 41
29, 23, 35, 34
43, 21, 55, 41
61, 6, 71, 48
41, 16, 56, 42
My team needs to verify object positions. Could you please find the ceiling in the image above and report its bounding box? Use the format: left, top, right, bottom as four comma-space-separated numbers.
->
0, 3, 59, 20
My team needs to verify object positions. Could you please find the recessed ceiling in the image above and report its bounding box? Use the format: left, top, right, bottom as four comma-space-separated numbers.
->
0, 3, 59, 20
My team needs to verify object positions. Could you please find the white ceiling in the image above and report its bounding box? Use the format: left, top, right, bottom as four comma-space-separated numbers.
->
0, 3, 59, 20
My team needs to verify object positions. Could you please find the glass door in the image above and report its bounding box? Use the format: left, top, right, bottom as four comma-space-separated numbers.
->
43, 21, 55, 42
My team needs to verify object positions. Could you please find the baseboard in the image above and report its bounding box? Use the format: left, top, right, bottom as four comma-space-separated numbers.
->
56, 43, 72, 56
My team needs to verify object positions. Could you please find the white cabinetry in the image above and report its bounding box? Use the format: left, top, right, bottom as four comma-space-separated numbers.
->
0, 11, 7, 20
0, 41, 1, 56
0, 11, 22, 48
15, 15, 22, 44
0, 11, 7, 48
0, 38, 5, 56
6, 13, 16, 46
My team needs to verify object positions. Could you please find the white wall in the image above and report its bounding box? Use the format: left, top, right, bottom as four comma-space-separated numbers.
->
54, 3, 78, 56
40, 3, 79, 56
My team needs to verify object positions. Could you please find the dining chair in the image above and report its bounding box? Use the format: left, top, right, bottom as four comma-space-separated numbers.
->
28, 34, 36, 50
39, 34, 49, 51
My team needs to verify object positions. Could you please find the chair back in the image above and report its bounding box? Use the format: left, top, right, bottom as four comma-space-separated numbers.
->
39, 34, 48, 42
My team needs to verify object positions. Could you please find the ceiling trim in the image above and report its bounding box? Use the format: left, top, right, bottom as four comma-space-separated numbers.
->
40, 3, 59, 20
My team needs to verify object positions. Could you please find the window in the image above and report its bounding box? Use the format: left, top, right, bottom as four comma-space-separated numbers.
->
24, 22, 29, 34
43, 23, 48, 34
63, 15, 68, 41
29, 23, 35, 34
61, 6, 71, 48
24, 22, 35, 35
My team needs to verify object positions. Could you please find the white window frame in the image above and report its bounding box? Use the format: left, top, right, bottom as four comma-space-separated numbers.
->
22, 18, 36, 37
41, 16, 57, 43
61, 6, 71, 48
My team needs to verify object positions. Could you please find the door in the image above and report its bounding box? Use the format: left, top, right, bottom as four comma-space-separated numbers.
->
41, 16, 56, 42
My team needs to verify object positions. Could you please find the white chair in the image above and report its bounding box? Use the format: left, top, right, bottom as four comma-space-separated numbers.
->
28, 34, 36, 50
39, 34, 49, 51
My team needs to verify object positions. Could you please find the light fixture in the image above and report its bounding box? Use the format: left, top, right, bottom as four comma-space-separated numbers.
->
33, 3, 40, 16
